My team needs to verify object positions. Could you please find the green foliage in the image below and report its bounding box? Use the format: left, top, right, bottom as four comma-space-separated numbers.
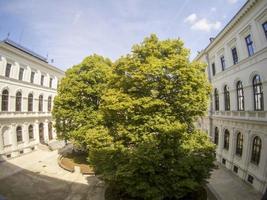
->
53, 34, 215, 199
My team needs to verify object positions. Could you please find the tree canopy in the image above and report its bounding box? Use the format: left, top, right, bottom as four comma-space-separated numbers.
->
53, 34, 215, 199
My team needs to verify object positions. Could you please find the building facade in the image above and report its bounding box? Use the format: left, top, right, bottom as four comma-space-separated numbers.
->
196, 0, 267, 194
0, 39, 64, 160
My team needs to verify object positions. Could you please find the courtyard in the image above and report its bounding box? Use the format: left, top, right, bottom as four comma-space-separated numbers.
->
0, 148, 263, 200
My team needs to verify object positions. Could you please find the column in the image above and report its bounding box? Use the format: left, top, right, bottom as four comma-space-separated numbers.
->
44, 119, 49, 143
229, 127, 236, 169
34, 120, 40, 143
11, 123, 18, 157
23, 122, 31, 153
242, 130, 251, 180
217, 125, 224, 161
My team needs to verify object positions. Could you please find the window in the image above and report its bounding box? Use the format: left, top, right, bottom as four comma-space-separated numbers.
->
236, 81, 244, 111
220, 56, 225, 71
15, 91, 22, 111
247, 175, 254, 184
224, 85, 230, 111
214, 88, 219, 111
263, 21, 267, 39
38, 95, 43, 112
231, 47, 238, 65
18, 68, 24, 81
222, 158, 226, 165
214, 127, 219, 145
251, 136, 261, 165
49, 78, 53, 88
1, 89, 9, 111
224, 129, 230, 150
253, 75, 264, 111
41, 75, 44, 86
48, 96, 52, 112
233, 165, 238, 173
5, 63, 12, 77
211, 63, 216, 76
16, 126, 23, 143
236, 132, 243, 156
28, 125, 34, 140
245, 34, 254, 56
30, 71, 35, 83
28, 93, 33, 112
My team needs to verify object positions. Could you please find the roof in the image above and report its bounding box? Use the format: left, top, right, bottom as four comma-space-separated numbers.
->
2, 39, 48, 63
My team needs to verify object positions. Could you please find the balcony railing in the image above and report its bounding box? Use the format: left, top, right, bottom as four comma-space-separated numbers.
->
212, 110, 267, 121
0, 111, 52, 119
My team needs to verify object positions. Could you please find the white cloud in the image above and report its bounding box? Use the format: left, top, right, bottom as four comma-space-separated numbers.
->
211, 7, 217, 12
184, 13, 222, 32
227, 0, 238, 4
184, 13, 197, 23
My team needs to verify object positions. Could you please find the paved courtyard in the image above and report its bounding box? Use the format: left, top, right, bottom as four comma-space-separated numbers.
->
0, 149, 105, 200
0, 149, 264, 200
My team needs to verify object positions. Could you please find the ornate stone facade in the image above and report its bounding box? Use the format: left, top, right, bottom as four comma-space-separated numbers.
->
196, 0, 267, 194
0, 39, 64, 160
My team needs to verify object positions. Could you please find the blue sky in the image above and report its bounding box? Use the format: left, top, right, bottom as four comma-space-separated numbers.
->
0, 0, 246, 70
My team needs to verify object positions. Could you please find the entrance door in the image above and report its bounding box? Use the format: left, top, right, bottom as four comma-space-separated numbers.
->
39, 123, 44, 144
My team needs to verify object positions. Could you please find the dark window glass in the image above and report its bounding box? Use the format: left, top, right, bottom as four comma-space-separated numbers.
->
5, 63, 12, 77
1, 89, 9, 111
263, 21, 267, 39
245, 35, 254, 56
48, 96, 52, 112
222, 158, 226, 165
49, 78, 53, 88
247, 175, 254, 184
232, 48, 238, 65
220, 56, 225, 71
39, 95, 43, 112
224, 129, 230, 150
15, 91, 22, 111
30, 72, 35, 83
214, 88, 219, 111
16, 126, 23, 142
41, 75, 44, 86
28, 93, 33, 112
233, 166, 238, 173
18, 68, 24, 81
253, 75, 264, 111
236, 81, 244, 111
214, 127, 219, 145
211, 63, 216, 76
29, 125, 34, 140
236, 132, 243, 156
251, 136, 261, 165
224, 85, 230, 111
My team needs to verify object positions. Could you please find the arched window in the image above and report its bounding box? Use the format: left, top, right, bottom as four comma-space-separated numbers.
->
28, 93, 33, 112
214, 89, 219, 111
15, 91, 22, 111
28, 125, 34, 140
214, 127, 219, 145
236, 81, 244, 111
39, 95, 43, 112
251, 136, 261, 165
48, 96, 52, 112
224, 129, 230, 150
1, 89, 9, 111
16, 126, 23, 143
253, 75, 264, 111
224, 85, 230, 111
236, 132, 243, 156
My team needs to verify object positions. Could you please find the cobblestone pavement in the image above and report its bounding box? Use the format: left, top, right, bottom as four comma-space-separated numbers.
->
0, 149, 105, 200
207, 164, 263, 200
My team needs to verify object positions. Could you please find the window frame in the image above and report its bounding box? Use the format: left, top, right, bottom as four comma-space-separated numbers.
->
231, 47, 238, 65
41, 75, 44, 86
5, 63, 12, 77
220, 56, 225, 71
224, 85, 230, 111
15, 91, 22, 112
211, 63, 216, 76
47, 96, 52, 112
18, 67, 24, 81
214, 88, 219, 111
38, 95, 43, 112
1, 89, 9, 111
235, 132, 243, 156
28, 125, 34, 140
16, 126, 23, 143
224, 129, 230, 150
253, 75, 264, 111
30, 71, 35, 83
245, 34, 254, 56
214, 127, 219, 145
236, 81, 244, 111
28, 93, 33, 112
251, 136, 261, 165
262, 21, 267, 39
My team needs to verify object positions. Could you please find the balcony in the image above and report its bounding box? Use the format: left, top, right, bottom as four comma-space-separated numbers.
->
212, 110, 267, 122
0, 111, 52, 119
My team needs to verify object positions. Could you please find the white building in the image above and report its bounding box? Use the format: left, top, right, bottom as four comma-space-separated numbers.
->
196, 0, 267, 194
0, 39, 64, 160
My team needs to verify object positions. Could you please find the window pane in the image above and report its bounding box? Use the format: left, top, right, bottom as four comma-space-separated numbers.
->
18, 68, 24, 81
5, 63, 12, 77
1, 90, 9, 111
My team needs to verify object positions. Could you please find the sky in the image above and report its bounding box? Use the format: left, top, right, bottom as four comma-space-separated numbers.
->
0, 0, 246, 71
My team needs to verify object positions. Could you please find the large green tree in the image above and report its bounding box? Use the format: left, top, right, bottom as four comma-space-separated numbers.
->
53, 35, 215, 199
